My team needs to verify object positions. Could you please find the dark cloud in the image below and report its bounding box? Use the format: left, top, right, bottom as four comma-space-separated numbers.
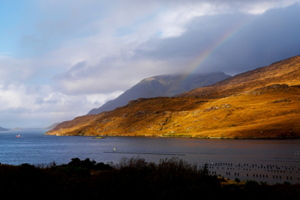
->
207, 4, 300, 74
134, 3, 300, 75
136, 13, 247, 60
53, 3, 300, 95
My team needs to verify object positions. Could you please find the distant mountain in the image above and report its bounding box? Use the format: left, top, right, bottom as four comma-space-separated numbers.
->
45, 123, 60, 129
87, 72, 231, 115
12, 127, 23, 130
0, 127, 9, 131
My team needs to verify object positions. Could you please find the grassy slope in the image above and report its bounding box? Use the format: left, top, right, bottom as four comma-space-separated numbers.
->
47, 55, 300, 138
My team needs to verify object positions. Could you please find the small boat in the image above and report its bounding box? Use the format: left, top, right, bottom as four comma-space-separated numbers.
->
16, 135, 20, 137
92, 136, 106, 139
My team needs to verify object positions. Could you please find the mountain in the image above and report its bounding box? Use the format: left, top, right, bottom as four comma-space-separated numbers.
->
177, 56, 300, 98
0, 127, 9, 131
46, 55, 300, 138
45, 123, 60, 129
87, 72, 231, 115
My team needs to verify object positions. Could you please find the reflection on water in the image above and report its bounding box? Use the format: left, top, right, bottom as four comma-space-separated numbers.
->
0, 129, 299, 184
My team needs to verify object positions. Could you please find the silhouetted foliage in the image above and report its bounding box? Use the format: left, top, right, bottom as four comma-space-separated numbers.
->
235, 177, 240, 183
66, 157, 112, 171
0, 157, 299, 199
95, 162, 113, 170
245, 180, 260, 190
284, 181, 291, 185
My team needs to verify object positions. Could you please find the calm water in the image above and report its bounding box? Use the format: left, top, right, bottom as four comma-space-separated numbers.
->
0, 129, 299, 184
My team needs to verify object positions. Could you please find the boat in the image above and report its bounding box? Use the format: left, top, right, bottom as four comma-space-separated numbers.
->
92, 136, 106, 139
16, 135, 20, 137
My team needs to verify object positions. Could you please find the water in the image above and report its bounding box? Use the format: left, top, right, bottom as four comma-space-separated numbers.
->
0, 128, 299, 184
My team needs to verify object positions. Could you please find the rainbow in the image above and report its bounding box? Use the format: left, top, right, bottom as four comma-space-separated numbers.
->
182, 16, 254, 81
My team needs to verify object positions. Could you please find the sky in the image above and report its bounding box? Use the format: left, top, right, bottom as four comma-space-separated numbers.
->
0, 0, 300, 128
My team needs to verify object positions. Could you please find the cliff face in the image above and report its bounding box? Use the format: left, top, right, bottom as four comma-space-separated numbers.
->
47, 55, 300, 138
87, 72, 231, 115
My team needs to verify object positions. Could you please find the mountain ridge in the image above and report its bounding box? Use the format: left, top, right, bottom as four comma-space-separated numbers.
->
0, 127, 9, 131
47, 55, 300, 138
45, 123, 60, 130
177, 55, 300, 98
87, 72, 231, 115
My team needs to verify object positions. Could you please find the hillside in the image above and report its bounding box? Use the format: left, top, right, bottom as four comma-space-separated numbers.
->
177, 56, 300, 98
46, 55, 300, 138
0, 127, 9, 131
87, 72, 231, 115
45, 123, 60, 129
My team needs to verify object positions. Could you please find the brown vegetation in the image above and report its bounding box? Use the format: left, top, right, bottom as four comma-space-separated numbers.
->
47, 55, 300, 138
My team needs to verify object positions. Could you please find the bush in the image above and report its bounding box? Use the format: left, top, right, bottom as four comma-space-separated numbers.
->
94, 157, 220, 200
54, 165, 90, 177
95, 162, 113, 170
66, 157, 112, 171
245, 180, 260, 190
1, 157, 299, 199
283, 181, 291, 185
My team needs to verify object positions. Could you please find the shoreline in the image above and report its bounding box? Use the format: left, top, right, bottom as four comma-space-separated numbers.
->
48, 133, 300, 140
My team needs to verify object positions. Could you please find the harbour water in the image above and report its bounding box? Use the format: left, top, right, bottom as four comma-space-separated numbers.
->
0, 128, 299, 184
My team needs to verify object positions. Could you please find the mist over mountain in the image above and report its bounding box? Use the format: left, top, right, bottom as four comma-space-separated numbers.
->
0, 127, 9, 131
87, 72, 231, 115
45, 123, 60, 130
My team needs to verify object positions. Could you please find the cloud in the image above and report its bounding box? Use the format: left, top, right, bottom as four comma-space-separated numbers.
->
1, 0, 300, 127
199, 4, 300, 74
0, 83, 121, 128
52, 2, 300, 95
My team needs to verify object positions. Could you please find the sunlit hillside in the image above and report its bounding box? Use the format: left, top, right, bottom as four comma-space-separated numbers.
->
47, 55, 300, 138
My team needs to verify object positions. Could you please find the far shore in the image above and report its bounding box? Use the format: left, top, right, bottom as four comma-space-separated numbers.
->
48, 133, 300, 140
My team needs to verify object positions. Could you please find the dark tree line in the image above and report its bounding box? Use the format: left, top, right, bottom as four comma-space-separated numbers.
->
0, 157, 299, 200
